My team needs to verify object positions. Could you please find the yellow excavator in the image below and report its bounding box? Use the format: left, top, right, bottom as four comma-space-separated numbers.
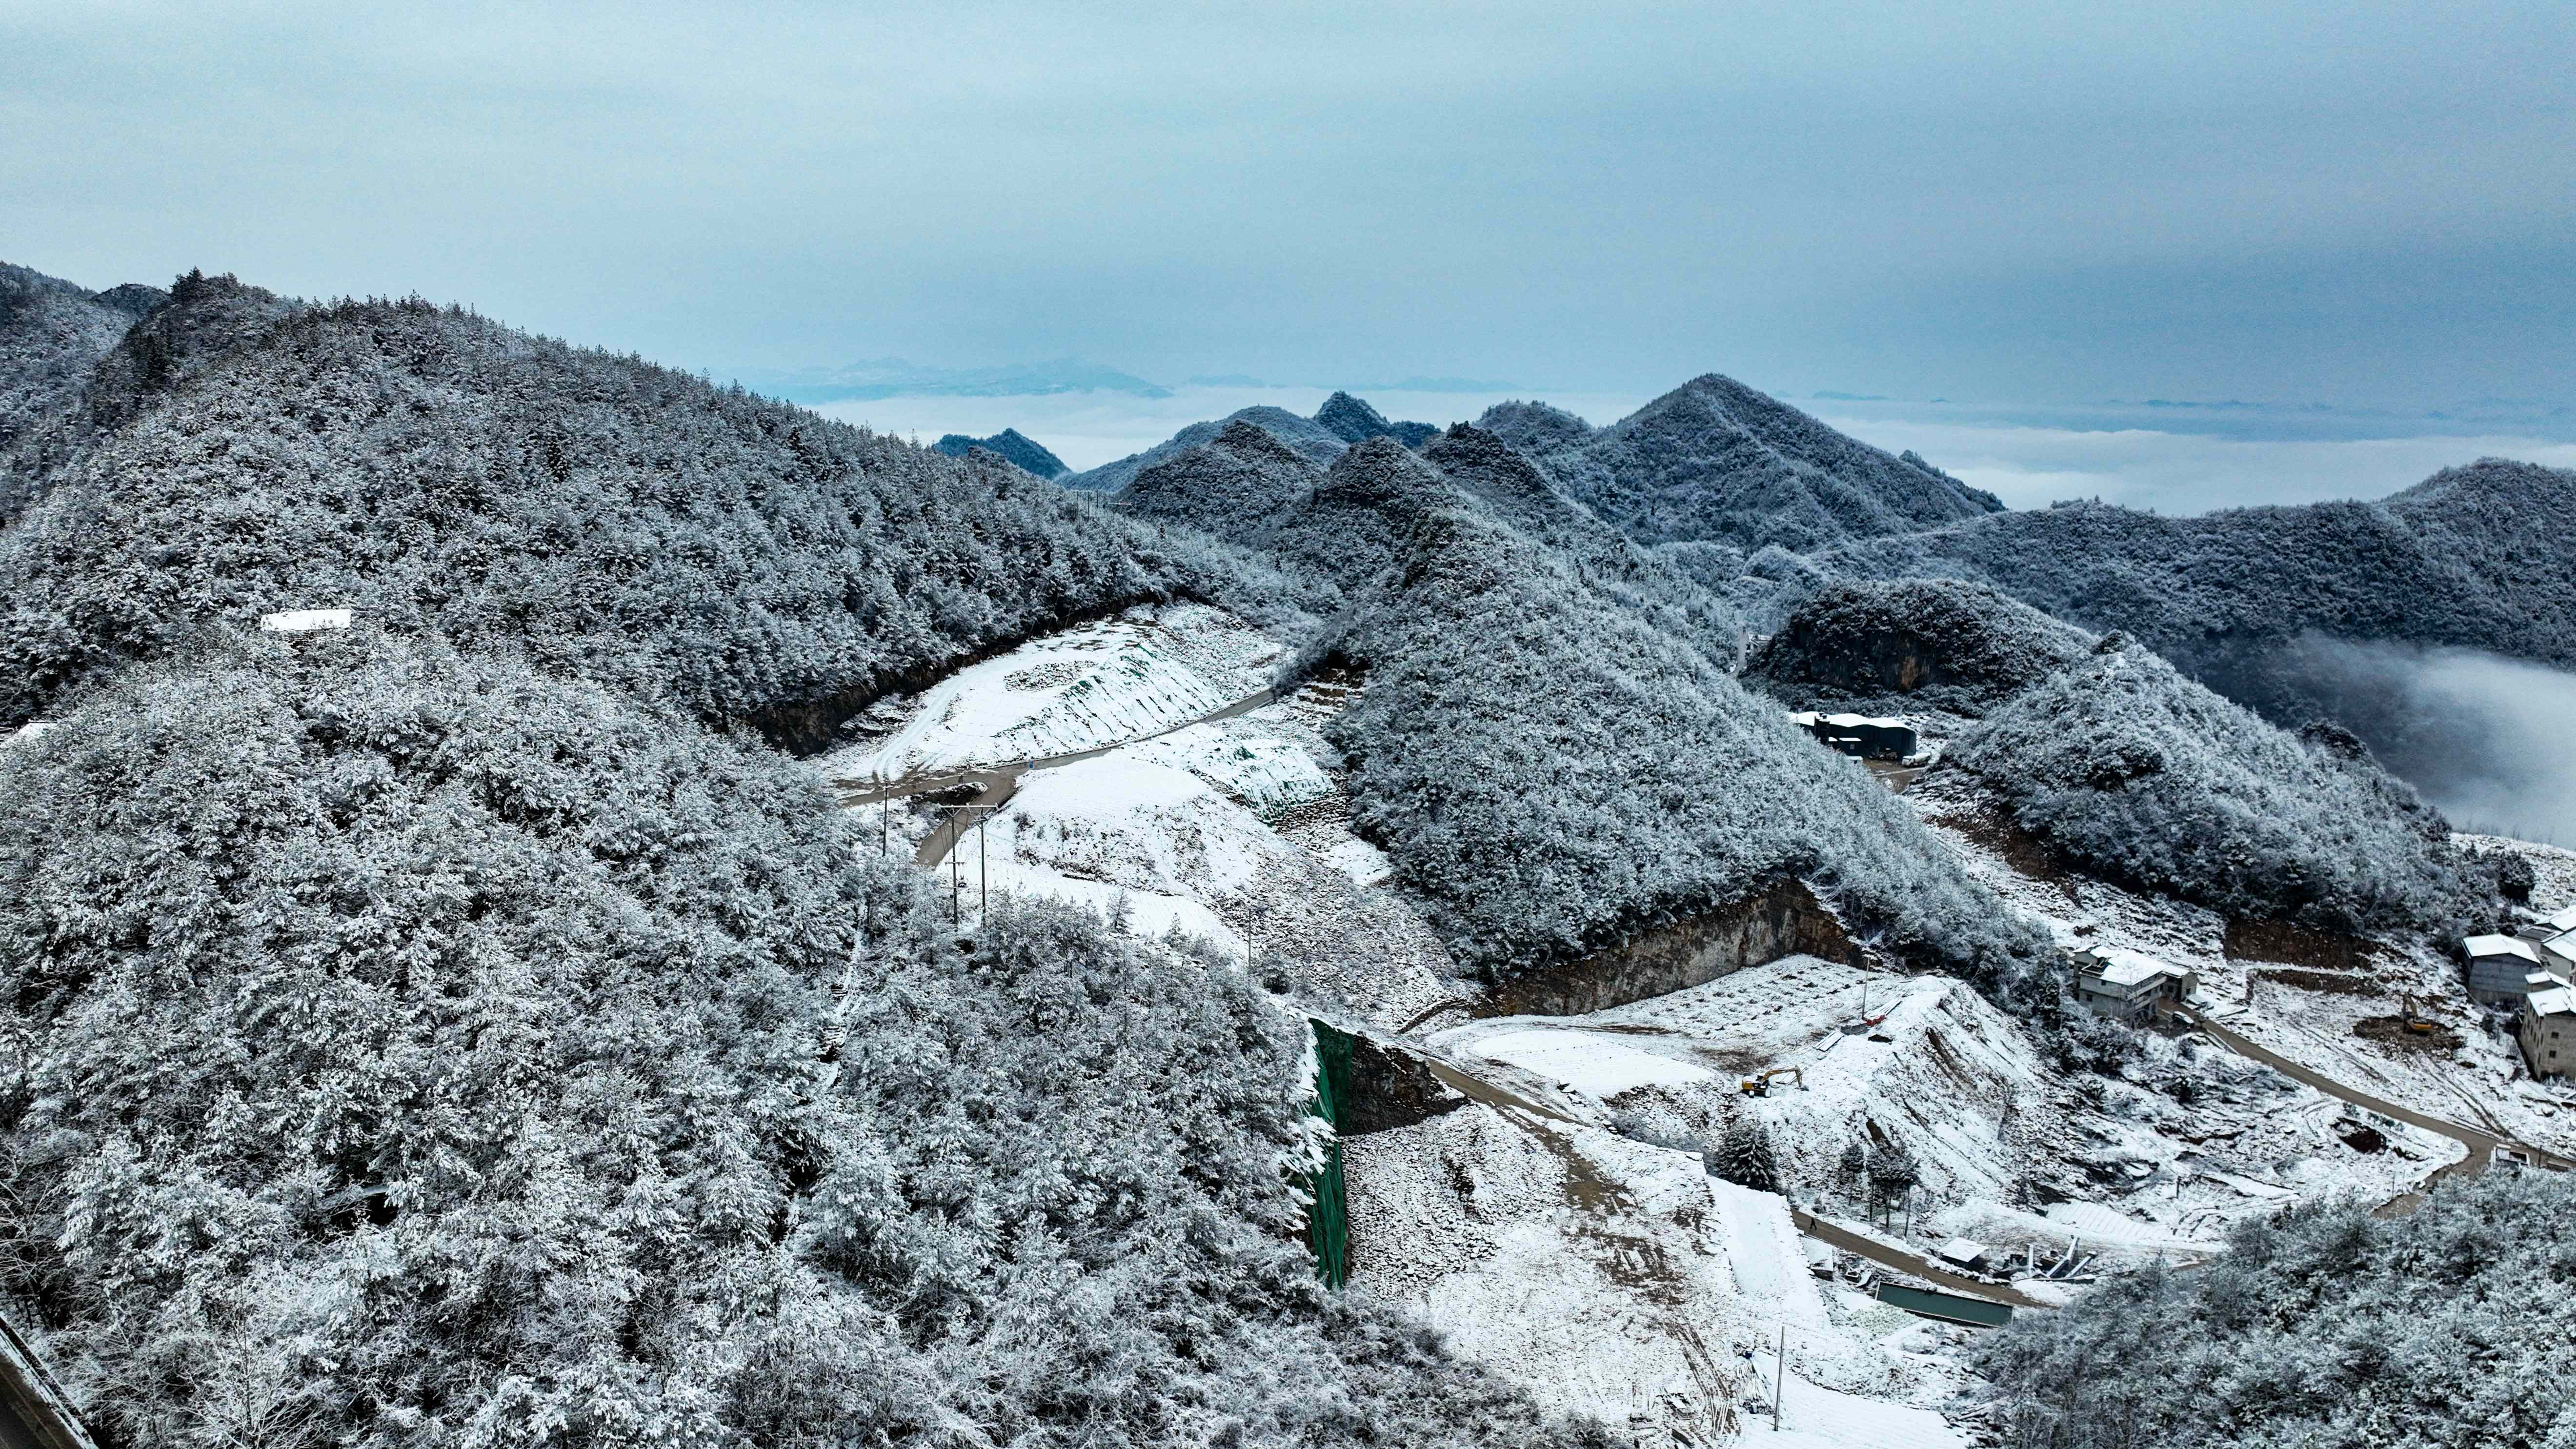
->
2401, 995, 2439, 1035
1739, 1067, 1806, 1097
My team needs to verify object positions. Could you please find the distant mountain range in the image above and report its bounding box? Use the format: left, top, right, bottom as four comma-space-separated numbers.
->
736, 357, 1173, 403
732, 360, 1527, 406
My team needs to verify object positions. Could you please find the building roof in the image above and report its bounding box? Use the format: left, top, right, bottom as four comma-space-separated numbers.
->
1935, 1237, 1991, 1266
259, 607, 352, 633
2074, 946, 2182, 988
2467, 934, 2545, 964
2527, 986, 2576, 1019
2542, 904, 2576, 934
0, 1309, 98, 1449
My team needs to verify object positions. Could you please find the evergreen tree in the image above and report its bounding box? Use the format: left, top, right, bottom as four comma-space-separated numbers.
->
1872, 1143, 1921, 1212
1834, 1139, 1869, 1206
1711, 1121, 1782, 1194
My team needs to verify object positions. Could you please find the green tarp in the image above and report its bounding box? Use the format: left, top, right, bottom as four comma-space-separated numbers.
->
1306, 1020, 1354, 1289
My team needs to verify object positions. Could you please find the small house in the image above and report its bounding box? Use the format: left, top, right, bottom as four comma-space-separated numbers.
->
2522, 904, 2576, 938
1787, 711, 1919, 762
2465, 934, 2565, 1005
2071, 946, 2195, 1022
259, 608, 353, 633
1934, 1238, 1993, 1273
2520, 986, 2576, 1081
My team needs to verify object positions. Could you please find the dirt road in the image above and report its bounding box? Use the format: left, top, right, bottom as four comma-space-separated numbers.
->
2174, 1009, 2567, 1205
1791, 1211, 2046, 1308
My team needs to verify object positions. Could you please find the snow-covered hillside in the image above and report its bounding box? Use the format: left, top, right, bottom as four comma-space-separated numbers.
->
1340, 1031, 1985, 1447
823, 611, 2572, 1448
1431, 957, 2044, 1208
820, 603, 1282, 781
826, 612, 1465, 1029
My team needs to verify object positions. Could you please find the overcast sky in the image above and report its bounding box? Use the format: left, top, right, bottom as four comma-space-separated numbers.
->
7, 1, 2571, 434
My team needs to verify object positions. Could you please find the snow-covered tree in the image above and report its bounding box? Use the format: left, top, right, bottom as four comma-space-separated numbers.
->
1711, 1122, 1782, 1194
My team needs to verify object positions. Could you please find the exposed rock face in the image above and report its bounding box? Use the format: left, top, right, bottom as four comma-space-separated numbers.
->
1333, 1028, 1471, 1136
1475, 878, 1858, 1018
1745, 578, 2093, 717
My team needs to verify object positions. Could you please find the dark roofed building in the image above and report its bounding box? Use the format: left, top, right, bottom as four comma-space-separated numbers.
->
1, 1313, 97, 1449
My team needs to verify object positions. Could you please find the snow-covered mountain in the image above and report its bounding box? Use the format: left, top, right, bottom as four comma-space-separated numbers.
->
5, 257, 2573, 1449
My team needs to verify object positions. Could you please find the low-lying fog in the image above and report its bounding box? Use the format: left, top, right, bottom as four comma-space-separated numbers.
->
2281, 637, 2576, 848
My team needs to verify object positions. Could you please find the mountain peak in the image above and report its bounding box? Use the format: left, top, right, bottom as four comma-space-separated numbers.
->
1473, 399, 1592, 456
1316, 390, 1439, 448
931, 427, 1068, 479
1543, 373, 2004, 551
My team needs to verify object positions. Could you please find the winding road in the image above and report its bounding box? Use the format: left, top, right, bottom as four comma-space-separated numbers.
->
836, 676, 2571, 1309
2174, 1008, 2567, 1208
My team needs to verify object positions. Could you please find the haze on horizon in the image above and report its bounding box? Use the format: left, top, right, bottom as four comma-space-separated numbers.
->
7, 1, 2572, 494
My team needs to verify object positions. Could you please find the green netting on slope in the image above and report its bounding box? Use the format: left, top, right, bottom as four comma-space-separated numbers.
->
1307, 1020, 1353, 1288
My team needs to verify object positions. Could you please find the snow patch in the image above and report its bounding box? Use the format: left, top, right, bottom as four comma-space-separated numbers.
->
1467, 1028, 1717, 1098
821, 604, 1279, 781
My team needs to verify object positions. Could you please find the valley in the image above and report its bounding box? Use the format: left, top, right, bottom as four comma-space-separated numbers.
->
810, 599, 2576, 1446
7, 259, 2576, 1448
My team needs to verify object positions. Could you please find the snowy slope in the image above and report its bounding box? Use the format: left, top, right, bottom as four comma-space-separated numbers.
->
1903, 765, 2515, 1222
1436, 955, 2047, 1204
956, 706, 1461, 1027
1344, 1101, 1753, 1447
1707, 1179, 1831, 1335
820, 603, 1281, 780
1766, 1369, 1967, 1449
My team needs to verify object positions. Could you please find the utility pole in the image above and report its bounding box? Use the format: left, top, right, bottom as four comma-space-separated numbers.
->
978, 807, 989, 919
1772, 1325, 1786, 1432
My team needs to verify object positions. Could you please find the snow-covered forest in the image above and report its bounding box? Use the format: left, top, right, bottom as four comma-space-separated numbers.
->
0, 278, 1303, 747
0, 627, 1596, 1446
6, 256, 2576, 1449
1953, 639, 2486, 936
1972, 1170, 2576, 1449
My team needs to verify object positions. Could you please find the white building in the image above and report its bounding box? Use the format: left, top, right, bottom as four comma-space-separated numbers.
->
2513, 906, 2576, 975
2466, 934, 2567, 1005
259, 608, 352, 633
2072, 946, 2196, 1022
1785, 711, 1919, 761
2519, 985, 2576, 1081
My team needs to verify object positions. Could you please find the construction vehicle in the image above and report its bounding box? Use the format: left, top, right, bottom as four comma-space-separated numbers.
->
1739, 1067, 1806, 1096
2401, 995, 2439, 1034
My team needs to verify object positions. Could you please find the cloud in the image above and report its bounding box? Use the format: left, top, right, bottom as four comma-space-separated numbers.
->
1812, 416, 2576, 516
2268, 638, 2576, 848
